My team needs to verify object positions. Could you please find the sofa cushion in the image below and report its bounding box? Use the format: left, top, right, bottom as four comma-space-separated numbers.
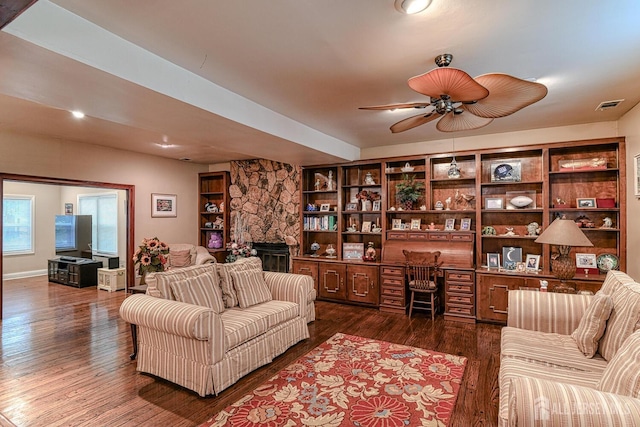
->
571, 293, 613, 358
597, 330, 640, 398
501, 327, 608, 373
170, 273, 225, 314
499, 356, 602, 426
231, 269, 272, 308
598, 270, 636, 296
169, 249, 193, 268
218, 257, 263, 308
149, 264, 218, 300
599, 282, 640, 361
220, 301, 298, 350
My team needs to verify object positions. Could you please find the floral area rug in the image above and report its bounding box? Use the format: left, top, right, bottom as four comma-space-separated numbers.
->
199, 333, 467, 427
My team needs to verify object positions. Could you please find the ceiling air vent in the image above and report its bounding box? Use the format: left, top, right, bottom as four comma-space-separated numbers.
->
595, 99, 624, 111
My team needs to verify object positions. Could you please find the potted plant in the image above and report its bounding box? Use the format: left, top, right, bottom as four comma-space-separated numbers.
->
395, 174, 424, 210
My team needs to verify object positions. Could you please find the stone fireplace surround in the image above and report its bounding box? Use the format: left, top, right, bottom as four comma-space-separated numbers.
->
228, 159, 301, 269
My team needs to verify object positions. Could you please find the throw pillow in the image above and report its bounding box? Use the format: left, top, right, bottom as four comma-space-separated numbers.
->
597, 330, 640, 398
169, 249, 193, 268
170, 273, 225, 313
571, 293, 613, 358
598, 282, 640, 361
230, 269, 272, 308
218, 257, 263, 307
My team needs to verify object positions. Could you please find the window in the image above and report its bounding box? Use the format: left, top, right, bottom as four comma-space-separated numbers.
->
78, 193, 118, 254
3, 195, 34, 254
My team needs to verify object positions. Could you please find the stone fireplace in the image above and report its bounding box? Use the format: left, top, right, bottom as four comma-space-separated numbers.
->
229, 159, 301, 269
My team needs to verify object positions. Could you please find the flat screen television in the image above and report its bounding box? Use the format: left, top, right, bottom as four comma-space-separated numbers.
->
55, 215, 92, 259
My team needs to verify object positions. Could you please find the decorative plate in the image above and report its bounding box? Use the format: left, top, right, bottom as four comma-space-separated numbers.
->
596, 253, 619, 272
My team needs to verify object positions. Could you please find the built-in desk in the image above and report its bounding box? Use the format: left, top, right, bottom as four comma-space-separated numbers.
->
381, 231, 476, 322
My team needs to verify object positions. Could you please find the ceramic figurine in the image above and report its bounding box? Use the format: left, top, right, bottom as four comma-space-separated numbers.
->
445, 196, 452, 210
434, 201, 444, 210
327, 171, 334, 191
526, 222, 541, 236
602, 217, 613, 228
363, 242, 377, 261
503, 227, 517, 236
364, 172, 376, 185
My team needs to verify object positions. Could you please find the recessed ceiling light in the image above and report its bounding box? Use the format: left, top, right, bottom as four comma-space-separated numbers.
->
394, 0, 432, 14
156, 143, 175, 148
70, 110, 85, 119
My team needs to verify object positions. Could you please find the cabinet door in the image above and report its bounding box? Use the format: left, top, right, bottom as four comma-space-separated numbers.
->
319, 263, 347, 301
476, 274, 525, 323
292, 260, 319, 293
346, 265, 379, 306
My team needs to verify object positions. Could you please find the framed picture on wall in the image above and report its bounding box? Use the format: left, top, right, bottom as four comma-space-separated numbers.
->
64, 203, 73, 215
151, 193, 177, 218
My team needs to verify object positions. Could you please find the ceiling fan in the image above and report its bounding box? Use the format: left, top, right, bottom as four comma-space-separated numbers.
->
360, 54, 548, 133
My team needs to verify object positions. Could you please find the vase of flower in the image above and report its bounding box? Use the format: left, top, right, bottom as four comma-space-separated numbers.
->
133, 237, 170, 284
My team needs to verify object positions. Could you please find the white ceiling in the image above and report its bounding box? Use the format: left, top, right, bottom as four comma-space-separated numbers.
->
1, 0, 640, 165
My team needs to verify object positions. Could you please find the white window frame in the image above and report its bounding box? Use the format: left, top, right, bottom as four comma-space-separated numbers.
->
77, 192, 118, 255
2, 194, 35, 255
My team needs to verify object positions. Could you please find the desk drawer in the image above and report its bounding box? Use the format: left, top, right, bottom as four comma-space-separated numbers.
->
381, 287, 404, 297
446, 304, 475, 317
451, 233, 473, 242
446, 292, 474, 305
446, 271, 474, 282
408, 232, 428, 240
382, 276, 404, 287
380, 297, 405, 308
387, 232, 406, 240
428, 233, 449, 241
381, 266, 403, 276
447, 282, 474, 294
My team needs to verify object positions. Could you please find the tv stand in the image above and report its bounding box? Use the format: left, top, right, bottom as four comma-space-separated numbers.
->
48, 257, 101, 288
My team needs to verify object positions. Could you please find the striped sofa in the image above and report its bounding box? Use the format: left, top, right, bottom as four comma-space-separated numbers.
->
119, 257, 315, 397
499, 270, 640, 426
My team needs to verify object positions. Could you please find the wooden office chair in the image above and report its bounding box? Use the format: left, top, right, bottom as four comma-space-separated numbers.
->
403, 250, 442, 320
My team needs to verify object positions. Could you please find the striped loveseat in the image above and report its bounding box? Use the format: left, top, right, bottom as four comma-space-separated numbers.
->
120, 257, 315, 397
499, 270, 640, 426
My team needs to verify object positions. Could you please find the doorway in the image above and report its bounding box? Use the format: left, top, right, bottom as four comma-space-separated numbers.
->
0, 173, 135, 319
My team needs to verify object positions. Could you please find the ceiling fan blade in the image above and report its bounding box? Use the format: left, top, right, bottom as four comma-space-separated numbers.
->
463, 74, 548, 118
408, 68, 489, 102
390, 111, 439, 133
359, 102, 431, 110
436, 111, 493, 132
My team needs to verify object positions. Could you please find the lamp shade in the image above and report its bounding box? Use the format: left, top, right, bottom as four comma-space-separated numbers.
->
534, 218, 593, 247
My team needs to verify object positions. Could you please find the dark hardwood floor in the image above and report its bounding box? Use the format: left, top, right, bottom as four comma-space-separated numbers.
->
0, 276, 502, 426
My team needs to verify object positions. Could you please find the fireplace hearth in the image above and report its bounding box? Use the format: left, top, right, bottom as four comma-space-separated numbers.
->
252, 243, 289, 273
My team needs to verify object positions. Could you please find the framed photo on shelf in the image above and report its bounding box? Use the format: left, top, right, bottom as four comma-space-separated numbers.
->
444, 218, 455, 231
410, 218, 421, 230
361, 221, 372, 233
460, 218, 471, 231
485, 197, 504, 210
525, 254, 540, 272
576, 198, 597, 208
490, 160, 522, 182
372, 200, 381, 211
487, 253, 500, 269
345, 202, 358, 211
343, 243, 364, 260
502, 246, 522, 271
319, 203, 331, 212
576, 253, 597, 269
391, 218, 403, 230
151, 193, 177, 218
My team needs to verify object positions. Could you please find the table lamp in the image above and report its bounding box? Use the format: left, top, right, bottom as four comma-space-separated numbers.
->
535, 217, 593, 292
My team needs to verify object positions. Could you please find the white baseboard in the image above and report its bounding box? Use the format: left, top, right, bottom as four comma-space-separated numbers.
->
3, 269, 48, 280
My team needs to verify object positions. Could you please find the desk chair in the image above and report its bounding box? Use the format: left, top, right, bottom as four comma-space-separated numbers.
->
403, 250, 442, 320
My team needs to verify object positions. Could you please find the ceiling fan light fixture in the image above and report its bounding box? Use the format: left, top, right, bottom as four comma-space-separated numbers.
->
394, 0, 432, 14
